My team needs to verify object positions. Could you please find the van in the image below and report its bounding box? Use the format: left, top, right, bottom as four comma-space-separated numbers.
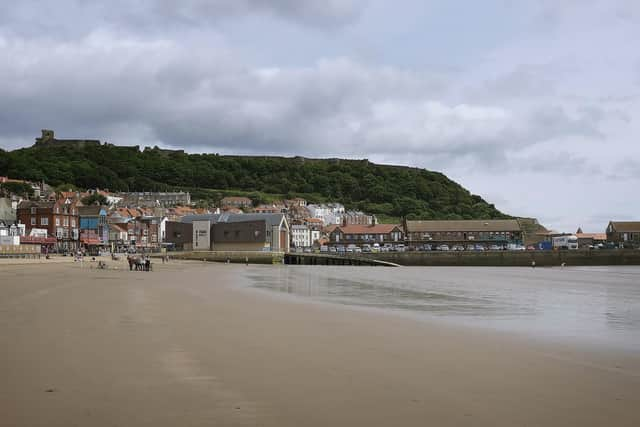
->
372, 243, 381, 253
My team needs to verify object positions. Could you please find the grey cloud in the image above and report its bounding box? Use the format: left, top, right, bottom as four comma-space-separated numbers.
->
0, 0, 367, 39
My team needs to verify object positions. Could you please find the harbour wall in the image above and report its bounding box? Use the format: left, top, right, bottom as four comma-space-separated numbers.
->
361, 249, 640, 267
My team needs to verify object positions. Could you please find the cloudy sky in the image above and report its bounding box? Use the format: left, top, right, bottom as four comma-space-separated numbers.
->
1, 0, 639, 231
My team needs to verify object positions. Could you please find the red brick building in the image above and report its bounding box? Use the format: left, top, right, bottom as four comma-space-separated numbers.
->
17, 198, 80, 251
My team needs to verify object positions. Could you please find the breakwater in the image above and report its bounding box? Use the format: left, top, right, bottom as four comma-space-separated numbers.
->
361, 249, 640, 267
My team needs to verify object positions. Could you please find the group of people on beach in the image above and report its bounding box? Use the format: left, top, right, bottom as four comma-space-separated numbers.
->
127, 255, 152, 272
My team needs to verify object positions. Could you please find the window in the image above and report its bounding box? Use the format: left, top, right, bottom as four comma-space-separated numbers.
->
55, 218, 60, 226
71, 219, 76, 227
31, 207, 37, 214
63, 218, 69, 227
31, 217, 36, 225
40, 217, 48, 226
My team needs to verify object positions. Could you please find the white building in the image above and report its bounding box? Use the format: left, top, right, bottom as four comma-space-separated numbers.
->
291, 224, 311, 248
307, 203, 345, 226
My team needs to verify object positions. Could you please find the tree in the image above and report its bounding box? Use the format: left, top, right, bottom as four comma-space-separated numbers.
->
81, 193, 108, 206
0, 182, 34, 197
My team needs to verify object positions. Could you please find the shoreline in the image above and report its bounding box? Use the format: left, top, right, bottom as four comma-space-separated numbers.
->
2, 261, 639, 426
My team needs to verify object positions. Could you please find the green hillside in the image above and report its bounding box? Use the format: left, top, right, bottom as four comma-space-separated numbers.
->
0, 142, 509, 221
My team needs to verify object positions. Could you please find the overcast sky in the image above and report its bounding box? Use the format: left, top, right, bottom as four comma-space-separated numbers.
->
1, 0, 639, 231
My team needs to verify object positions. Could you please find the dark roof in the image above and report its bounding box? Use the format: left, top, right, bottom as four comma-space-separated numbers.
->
405, 220, 521, 233
609, 221, 640, 232
334, 224, 402, 234
17, 200, 55, 209
182, 213, 286, 228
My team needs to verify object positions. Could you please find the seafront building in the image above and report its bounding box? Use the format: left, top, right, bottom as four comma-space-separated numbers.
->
404, 219, 523, 247
178, 213, 290, 252
328, 224, 404, 246
606, 221, 640, 246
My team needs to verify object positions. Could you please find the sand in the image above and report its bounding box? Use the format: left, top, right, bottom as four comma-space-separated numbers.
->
1, 260, 639, 426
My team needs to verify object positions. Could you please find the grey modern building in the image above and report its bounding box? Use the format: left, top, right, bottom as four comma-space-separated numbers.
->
181, 213, 290, 252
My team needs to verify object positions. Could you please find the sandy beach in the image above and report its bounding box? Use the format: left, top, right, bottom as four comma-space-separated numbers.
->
1, 260, 639, 426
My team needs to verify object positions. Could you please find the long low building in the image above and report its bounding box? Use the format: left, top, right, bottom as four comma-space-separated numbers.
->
404, 219, 522, 246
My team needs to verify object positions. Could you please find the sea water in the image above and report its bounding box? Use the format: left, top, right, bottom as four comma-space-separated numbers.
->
244, 265, 640, 351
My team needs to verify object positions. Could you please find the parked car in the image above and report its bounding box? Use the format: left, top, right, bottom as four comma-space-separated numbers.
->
320, 245, 329, 253
474, 245, 485, 251
372, 243, 381, 253
303, 247, 312, 253
354, 247, 362, 253
423, 244, 433, 251
437, 244, 450, 251
452, 245, 465, 251
526, 245, 536, 251
329, 246, 337, 253
466, 244, 475, 251
362, 244, 372, 253
394, 244, 406, 252
489, 245, 501, 251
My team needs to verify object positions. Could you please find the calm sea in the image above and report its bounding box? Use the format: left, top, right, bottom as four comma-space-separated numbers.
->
243, 265, 640, 351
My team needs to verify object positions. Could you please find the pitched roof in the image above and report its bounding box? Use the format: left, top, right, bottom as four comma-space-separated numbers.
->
17, 200, 55, 209
405, 219, 521, 233
109, 223, 128, 233
609, 221, 640, 232
576, 233, 606, 240
335, 224, 401, 234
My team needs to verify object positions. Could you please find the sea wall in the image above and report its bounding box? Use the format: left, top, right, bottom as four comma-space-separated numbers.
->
362, 249, 640, 267
167, 250, 284, 265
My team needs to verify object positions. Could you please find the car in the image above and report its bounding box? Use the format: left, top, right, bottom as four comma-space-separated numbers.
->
437, 244, 450, 251
354, 247, 362, 253
423, 244, 433, 251
394, 244, 406, 252
474, 245, 485, 251
362, 244, 372, 253
526, 245, 535, 251
320, 245, 329, 253
329, 246, 337, 253
303, 247, 312, 253
295, 247, 304, 253
489, 245, 501, 251
453, 245, 465, 251
466, 244, 475, 251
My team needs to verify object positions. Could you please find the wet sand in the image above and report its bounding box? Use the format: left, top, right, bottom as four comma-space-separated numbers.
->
1, 260, 639, 426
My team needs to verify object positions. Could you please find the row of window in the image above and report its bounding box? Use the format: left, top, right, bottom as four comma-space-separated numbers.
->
30, 217, 76, 227
30, 207, 76, 215
414, 231, 516, 238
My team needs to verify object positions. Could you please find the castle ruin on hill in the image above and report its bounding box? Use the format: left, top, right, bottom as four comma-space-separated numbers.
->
34, 129, 101, 148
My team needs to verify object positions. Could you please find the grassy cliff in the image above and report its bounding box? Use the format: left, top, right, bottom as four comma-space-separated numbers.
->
0, 142, 509, 220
